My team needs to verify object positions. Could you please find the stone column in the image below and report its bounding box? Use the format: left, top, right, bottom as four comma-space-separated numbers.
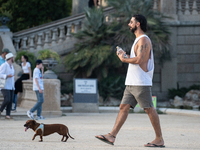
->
192, 0, 198, 15
22, 37, 28, 51
66, 25, 72, 38
44, 31, 50, 49
184, 0, 190, 15
58, 26, 65, 43
51, 28, 58, 46
36, 33, 43, 51
153, 0, 158, 11
160, 0, 177, 21
74, 23, 79, 33
29, 35, 35, 52
14, 38, 20, 52
20, 79, 62, 117
160, 26, 177, 99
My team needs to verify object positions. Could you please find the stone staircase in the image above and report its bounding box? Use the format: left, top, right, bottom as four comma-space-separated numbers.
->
12, 7, 114, 55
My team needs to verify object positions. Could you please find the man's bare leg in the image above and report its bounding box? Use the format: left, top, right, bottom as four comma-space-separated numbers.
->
144, 107, 164, 146
95, 104, 130, 144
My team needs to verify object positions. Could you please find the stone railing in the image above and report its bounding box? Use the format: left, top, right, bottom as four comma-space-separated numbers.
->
177, 0, 200, 21
153, 0, 200, 22
12, 7, 114, 54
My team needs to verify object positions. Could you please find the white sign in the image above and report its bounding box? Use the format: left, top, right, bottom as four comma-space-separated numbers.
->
75, 79, 96, 94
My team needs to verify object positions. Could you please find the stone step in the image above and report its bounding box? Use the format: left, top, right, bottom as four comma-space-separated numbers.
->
0, 107, 29, 120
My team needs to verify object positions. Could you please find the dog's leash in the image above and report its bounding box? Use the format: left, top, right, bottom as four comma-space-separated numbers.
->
35, 123, 44, 136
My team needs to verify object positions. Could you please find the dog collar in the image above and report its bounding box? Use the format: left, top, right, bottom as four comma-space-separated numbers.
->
35, 123, 44, 136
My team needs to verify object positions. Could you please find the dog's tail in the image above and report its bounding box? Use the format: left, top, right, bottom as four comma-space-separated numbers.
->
68, 132, 74, 140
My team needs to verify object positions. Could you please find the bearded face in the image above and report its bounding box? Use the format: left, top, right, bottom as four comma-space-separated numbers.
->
130, 25, 137, 33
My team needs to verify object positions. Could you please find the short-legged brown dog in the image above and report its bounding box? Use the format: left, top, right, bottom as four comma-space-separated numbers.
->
24, 120, 74, 142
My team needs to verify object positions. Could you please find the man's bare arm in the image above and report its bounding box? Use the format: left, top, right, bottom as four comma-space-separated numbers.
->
117, 38, 149, 64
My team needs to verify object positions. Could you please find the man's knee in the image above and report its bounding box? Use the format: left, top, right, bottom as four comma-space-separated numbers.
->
144, 107, 155, 114
119, 104, 130, 113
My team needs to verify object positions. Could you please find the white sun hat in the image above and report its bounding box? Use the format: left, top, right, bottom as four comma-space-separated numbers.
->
5, 53, 14, 60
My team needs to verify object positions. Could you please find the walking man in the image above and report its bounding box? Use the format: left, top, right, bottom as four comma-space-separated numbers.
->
27, 60, 45, 120
95, 14, 165, 148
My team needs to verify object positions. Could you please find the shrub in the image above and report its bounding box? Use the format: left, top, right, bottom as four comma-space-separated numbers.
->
98, 74, 125, 101
168, 84, 200, 99
37, 49, 60, 63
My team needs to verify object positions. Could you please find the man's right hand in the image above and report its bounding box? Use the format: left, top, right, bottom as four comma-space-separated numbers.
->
39, 88, 43, 93
7, 74, 13, 78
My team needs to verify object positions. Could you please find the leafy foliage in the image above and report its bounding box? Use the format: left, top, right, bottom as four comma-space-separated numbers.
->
107, 0, 171, 65
0, 0, 72, 32
0, 10, 12, 19
15, 51, 37, 71
98, 74, 125, 101
168, 84, 200, 99
37, 49, 61, 63
64, 8, 122, 79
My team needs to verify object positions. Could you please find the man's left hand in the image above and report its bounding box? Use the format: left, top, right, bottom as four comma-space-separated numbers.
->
117, 51, 125, 62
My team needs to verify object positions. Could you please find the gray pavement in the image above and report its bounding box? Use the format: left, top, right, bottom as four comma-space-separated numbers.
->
0, 111, 200, 150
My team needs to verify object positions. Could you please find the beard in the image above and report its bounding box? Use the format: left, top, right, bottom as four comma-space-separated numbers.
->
130, 25, 137, 33
11, 58, 14, 63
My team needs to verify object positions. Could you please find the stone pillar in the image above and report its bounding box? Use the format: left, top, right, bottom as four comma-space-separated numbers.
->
160, 26, 177, 99
22, 37, 28, 51
66, 25, 72, 38
20, 79, 62, 117
58, 26, 65, 43
44, 31, 50, 49
29, 35, 35, 52
72, 0, 88, 15
14, 38, 20, 52
36, 33, 43, 51
160, 0, 177, 21
51, 29, 58, 46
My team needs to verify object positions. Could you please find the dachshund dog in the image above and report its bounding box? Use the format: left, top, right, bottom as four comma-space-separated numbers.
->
24, 120, 74, 142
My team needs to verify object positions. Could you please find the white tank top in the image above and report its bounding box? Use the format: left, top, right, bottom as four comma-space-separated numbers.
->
125, 34, 154, 86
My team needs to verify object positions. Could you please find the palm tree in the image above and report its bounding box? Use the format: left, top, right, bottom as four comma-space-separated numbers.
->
64, 7, 121, 79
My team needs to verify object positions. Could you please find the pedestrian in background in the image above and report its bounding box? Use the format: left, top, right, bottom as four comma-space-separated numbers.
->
0, 53, 15, 119
0, 48, 10, 66
13, 55, 32, 111
27, 59, 45, 120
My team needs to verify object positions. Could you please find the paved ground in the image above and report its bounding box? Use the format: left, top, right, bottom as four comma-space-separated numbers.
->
0, 112, 200, 150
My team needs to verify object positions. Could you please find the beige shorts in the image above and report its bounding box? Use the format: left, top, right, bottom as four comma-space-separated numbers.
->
121, 86, 153, 108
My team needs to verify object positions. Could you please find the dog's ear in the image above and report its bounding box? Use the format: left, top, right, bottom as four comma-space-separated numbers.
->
32, 120, 37, 125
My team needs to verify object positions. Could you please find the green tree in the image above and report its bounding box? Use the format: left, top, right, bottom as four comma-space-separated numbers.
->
0, 0, 72, 32
64, 8, 122, 79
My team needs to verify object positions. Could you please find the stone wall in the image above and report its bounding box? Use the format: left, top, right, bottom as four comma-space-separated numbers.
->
177, 25, 200, 88
152, 24, 200, 101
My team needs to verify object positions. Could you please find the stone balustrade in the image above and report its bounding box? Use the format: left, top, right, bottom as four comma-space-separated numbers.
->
12, 7, 114, 54
177, 0, 200, 21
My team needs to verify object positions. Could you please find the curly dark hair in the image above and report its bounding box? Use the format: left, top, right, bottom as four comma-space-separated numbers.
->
132, 14, 147, 32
